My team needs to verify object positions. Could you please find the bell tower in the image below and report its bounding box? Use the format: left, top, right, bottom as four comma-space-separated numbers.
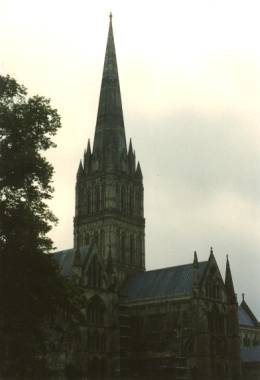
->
74, 15, 145, 283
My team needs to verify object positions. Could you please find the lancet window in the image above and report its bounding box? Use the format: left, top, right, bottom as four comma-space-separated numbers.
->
87, 189, 92, 215
129, 187, 134, 215
87, 256, 102, 288
100, 229, 105, 256
87, 296, 106, 325
138, 234, 143, 265
121, 185, 126, 213
130, 234, 135, 264
208, 309, 225, 334
121, 232, 125, 262
94, 184, 100, 212
101, 184, 105, 209
135, 188, 142, 216
206, 282, 221, 299
85, 233, 90, 245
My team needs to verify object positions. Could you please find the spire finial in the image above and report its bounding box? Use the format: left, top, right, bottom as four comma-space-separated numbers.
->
93, 9, 127, 167
210, 246, 213, 255
194, 251, 198, 262
242, 293, 245, 301
225, 254, 236, 303
109, 12, 113, 21
193, 250, 199, 268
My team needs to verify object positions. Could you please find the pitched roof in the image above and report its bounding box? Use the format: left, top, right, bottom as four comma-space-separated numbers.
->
239, 300, 259, 327
238, 306, 256, 327
241, 345, 260, 363
53, 246, 92, 277
122, 261, 207, 301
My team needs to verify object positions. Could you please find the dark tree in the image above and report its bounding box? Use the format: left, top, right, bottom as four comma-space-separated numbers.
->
0, 75, 83, 378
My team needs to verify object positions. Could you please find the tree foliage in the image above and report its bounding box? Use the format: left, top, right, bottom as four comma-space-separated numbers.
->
0, 75, 83, 379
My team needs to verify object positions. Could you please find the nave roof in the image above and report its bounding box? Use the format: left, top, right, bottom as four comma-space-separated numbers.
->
122, 261, 208, 301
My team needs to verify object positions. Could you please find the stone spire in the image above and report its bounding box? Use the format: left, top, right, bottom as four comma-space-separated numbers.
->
225, 255, 236, 303
93, 14, 127, 170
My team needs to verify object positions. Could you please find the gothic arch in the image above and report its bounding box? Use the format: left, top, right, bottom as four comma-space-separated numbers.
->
87, 296, 106, 325
129, 186, 134, 215
121, 231, 125, 262
101, 183, 105, 209
94, 184, 100, 212
135, 188, 139, 215
121, 185, 126, 213
100, 229, 105, 256
130, 234, 135, 264
86, 255, 102, 289
87, 188, 92, 215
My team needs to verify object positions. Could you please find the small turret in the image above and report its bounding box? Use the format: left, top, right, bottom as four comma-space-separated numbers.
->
192, 251, 199, 293
193, 250, 199, 268
86, 139, 91, 157
136, 161, 143, 179
84, 139, 92, 173
128, 138, 133, 155
77, 160, 84, 178
128, 139, 136, 173
225, 255, 236, 303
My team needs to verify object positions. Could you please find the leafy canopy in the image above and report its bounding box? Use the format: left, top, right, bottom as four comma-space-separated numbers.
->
0, 75, 83, 378
0, 75, 60, 253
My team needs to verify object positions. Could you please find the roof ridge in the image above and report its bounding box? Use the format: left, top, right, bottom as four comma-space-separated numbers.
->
53, 248, 73, 255
145, 260, 208, 274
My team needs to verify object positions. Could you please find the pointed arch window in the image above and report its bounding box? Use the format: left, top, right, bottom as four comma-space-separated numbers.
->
101, 183, 105, 210
87, 296, 106, 326
206, 282, 221, 299
130, 234, 135, 264
135, 188, 141, 216
129, 187, 134, 215
101, 229, 105, 257
87, 256, 102, 288
138, 234, 143, 266
85, 233, 90, 245
87, 189, 92, 215
116, 184, 120, 210
121, 185, 126, 213
121, 232, 125, 262
95, 184, 100, 212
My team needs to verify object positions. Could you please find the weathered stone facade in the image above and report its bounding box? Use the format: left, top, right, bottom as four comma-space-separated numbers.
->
54, 15, 243, 380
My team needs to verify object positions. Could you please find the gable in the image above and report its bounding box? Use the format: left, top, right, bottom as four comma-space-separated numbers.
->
199, 254, 225, 300
82, 253, 109, 289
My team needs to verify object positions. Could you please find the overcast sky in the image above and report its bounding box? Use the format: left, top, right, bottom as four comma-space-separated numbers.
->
1, 0, 260, 316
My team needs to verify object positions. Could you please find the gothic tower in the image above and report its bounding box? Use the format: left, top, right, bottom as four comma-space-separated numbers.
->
74, 15, 145, 283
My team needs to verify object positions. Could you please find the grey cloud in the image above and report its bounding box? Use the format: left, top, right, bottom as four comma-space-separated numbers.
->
129, 111, 260, 205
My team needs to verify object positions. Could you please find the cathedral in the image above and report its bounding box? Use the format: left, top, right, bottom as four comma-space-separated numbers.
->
54, 15, 243, 380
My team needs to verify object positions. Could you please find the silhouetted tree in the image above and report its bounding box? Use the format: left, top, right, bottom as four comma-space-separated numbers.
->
0, 75, 83, 378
